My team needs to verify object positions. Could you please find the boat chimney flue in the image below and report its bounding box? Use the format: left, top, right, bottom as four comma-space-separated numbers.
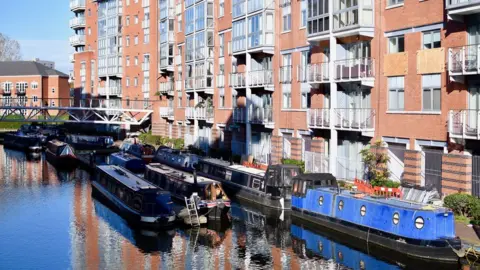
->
193, 169, 198, 184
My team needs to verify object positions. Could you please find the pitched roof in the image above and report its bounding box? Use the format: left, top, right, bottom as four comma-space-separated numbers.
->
0, 61, 69, 78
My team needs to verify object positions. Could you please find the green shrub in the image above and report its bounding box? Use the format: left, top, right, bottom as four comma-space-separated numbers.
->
444, 193, 476, 217
337, 180, 346, 188
281, 158, 305, 173
470, 197, 480, 221
172, 138, 184, 150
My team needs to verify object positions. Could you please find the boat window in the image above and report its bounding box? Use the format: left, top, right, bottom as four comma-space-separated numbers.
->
283, 167, 300, 186
302, 180, 307, 195
293, 180, 298, 193
415, 217, 424, 229
132, 195, 143, 211
393, 212, 400, 225
338, 200, 344, 211
225, 170, 232, 181
318, 196, 324, 206
360, 205, 366, 216
202, 164, 210, 174
252, 177, 262, 190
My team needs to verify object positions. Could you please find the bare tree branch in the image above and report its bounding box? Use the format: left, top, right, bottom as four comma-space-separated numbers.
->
0, 33, 22, 61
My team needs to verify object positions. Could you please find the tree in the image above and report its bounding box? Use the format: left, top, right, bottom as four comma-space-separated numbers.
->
0, 33, 22, 61
360, 140, 391, 187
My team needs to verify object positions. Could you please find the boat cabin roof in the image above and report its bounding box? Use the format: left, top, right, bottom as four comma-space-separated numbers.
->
97, 165, 160, 192
317, 187, 450, 212
147, 163, 218, 185
201, 158, 266, 176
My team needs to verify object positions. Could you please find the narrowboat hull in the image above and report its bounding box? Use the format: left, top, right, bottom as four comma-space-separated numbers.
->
110, 153, 146, 173
168, 192, 230, 221
220, 180, 291, 211
91, 181, 175, 229
3, 135, 43, 153
45, 149, 78, 169
291, 207, 460, 263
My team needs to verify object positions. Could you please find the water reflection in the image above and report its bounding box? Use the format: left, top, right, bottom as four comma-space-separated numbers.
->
0, 146, 473, 269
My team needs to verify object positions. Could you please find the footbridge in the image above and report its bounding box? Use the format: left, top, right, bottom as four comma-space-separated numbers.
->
0, 98, 154, 125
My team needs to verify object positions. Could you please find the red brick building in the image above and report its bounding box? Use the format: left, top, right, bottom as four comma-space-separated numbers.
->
0, 61, 70, 107
70, 0, 480, 196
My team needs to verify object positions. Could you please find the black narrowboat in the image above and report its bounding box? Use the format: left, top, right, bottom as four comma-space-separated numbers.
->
92, 165, 176, 228
145, 163, 230, 220
195, 158, 301, 210
152, 147, 200, 172
3, 131, 44, 153
45, 140, 77, 169
65, 134, 115, 151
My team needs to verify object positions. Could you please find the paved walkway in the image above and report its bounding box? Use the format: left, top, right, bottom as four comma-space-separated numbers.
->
456, 221, 480, 246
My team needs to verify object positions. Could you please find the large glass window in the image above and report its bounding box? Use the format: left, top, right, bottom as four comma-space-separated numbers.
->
283, 84, 292, 109
307, 0, 329, 35
388, 76, 404, 111
232, 20, 246, 52
185, 7, 194, 35
248, 0, 263, 13
219, 0, 224, 17
195, 2, 205, 31
186, 36, 194, 61
232, 0, 245, 18
300, 0, 307, 28
248, 14, 263, 48
282, 6, 291, 32
422, 74, 441, 111
195, 31, 206, 60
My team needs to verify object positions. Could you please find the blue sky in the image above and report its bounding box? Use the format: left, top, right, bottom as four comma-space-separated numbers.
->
0, 0, 73, 73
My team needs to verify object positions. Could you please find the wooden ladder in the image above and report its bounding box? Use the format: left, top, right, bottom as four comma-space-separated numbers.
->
184, 196, 201, 227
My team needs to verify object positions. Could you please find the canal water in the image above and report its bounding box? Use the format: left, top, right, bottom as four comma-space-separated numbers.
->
0, 146, 476, 270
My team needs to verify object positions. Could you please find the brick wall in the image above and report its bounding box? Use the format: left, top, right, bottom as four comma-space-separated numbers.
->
290, 138, 303, 161
311, 138, 325, 154
271, 136, 283, 165
442, 154, 472, 195
403, 150, 422, 185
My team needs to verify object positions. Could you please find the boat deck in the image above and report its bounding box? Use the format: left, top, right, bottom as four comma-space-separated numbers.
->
97, 165, 159, 192
147, 163, 218, 185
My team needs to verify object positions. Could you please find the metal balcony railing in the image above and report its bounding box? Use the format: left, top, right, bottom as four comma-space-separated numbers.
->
279, 66, 292, 83
159, 81, 174, 94
69, 17, 86, 28
307, 108, 330, 128
230, 72, 246, 88
248, 70, 273, 87
16, 88, 26, 95
160, 107, 174, 118
334, 58, 374, 81
448, 109, 480, 140
97, 86, 122, 96
250, 107, 273, 124
70, 0, 86, 11
233, 107, 246, 123
298, 63, 330, 83
69, 35, 85, 46
333, 108, 375, 131
449, 44, 480, 75
185, 107, 214, 122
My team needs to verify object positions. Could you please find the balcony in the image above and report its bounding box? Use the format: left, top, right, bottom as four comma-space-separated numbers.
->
233, 107, 247, 123
160, 107, 174, 119
298, 63, 330, 85
248, 70, 273, 89
69, 17, 86, 29
97, 86, 122, 96
69, 35, 85, 47
158, 81, 174, 95
230, 72, 246, 88
70, 0, 86, 11
446, 0, 480, 19
185, 107, 214, 123
448, 44, 480, 77
334, 58, 375, 87
250, 107, 274, 128
333, 108, 375, 132
160, 31, 175, 44
308, 108, 330, 129
448, 110, 480, 140
216, 75, 225, 88
279, 66, 292, 84
332, 2, 374, 37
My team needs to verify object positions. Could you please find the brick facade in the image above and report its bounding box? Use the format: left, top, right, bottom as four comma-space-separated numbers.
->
442, 154, 472, 195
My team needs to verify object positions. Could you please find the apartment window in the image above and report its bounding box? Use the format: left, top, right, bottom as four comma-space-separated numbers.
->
88, 27, 91, 35
232, 90, 237, 108
248, 14, 263, 48
219, 34, 224, 56
134, 56, 138, 65
423, 30, 441, 49
15, 82, 28, 93
33, 96, 38, 102
388, 35, 404, 53
283, 85, 292, 108
177, 15, 182, 32
178, 96, 182, 107
51, 101, 55, 107
422, 74, 441, 111
126, 56, 130, 66
388, 76, 404, 110
300, 0, 307, 28
388, 0, 404, 6
134, 15, 139, 24
126, 16, 130, 26
51, 87, 55, 93
282, 6, 291, 32
126, 36, 130, 46
219, 89, 225, 108
31, 82, 38, 89
134, 35, 139, 45
126, 77, 130, 87
185, 7, 195, 34
219, 0, 224, 17
134, 77, 138, 86
307, 0, 329, 35
301, 91, 310, 109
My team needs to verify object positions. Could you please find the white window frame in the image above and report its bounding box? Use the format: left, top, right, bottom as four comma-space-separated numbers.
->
422, 30, 441, 50
387, 0, 404, 6
282, 84, 292, 109
219, 0, 224, 17
388, 76, 405, 111
31, 82, 38, 89
282, 6, 291, 32
388, 35, 404, 53
422, 74, 441, 111
300, 0, 307, 29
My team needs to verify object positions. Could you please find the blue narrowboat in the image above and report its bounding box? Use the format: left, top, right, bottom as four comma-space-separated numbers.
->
92, 165, 176, 228
153, 147, 200, 172
291, 175, 461, 262
109, 152, 146, 173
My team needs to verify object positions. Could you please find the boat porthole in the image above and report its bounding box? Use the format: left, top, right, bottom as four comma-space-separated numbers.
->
338, 251, 343, 261
360, 205, 366, 216
318, 196, 324, 206
318, 242, 323, 252
359, 260, 365, 270
338, 200, 344, 211
415, 217, 424, 229
393, 212, 400, 225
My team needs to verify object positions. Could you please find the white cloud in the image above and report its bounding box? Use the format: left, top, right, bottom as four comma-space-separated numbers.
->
18, 40, 73, 73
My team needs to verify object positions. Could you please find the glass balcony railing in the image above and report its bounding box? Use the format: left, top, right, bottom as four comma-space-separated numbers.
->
230, 72, 246, 88
98, 86, 122, 96
250, 107, 273, 124
159, 81, 174, 94
160, 107, 174, 118
308, 108, 330, 128
279, 66, 292, 83
70, 0, 86, 11
449, 109, 480, 140
69, 17, 86, 28
248, 70, 273, 87
69, 35, 85, 46
334, 58, 374, 81
448, 44, 480, 75
298, 63, 330, 83
333, 108, 375, 131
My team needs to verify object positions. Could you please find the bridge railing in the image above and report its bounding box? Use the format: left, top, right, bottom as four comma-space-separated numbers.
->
0, 98, 155, 110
